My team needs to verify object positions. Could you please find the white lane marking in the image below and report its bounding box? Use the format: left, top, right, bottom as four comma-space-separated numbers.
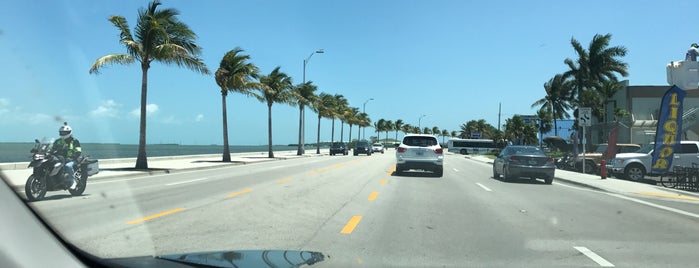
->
555, 182, 699, 220
165, 177, 209, 186
475, 183, 492, 192
452, 168, 459, 172
574, 246, 614, 267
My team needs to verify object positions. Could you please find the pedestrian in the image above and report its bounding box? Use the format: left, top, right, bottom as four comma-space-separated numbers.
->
686, 43, 699, 61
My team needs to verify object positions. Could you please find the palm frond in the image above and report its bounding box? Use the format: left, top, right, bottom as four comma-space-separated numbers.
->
89, 54, 135, 74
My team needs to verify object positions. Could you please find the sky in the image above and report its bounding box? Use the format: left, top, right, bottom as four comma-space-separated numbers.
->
0, 0, 696, 145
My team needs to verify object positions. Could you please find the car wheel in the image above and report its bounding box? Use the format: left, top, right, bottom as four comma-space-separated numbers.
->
460, 149, 467, 155
435, 167, 443, 177
544, 176, 553, 184
624, 164, 645, 181
584, 161, 596, 174
395, 165, 403, 175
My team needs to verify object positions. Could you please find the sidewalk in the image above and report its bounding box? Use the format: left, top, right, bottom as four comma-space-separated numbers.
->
464, 154, 699, 201
0, 150, 321, 190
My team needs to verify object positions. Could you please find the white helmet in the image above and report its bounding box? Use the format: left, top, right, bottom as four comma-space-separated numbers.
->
59, 122, 72, 139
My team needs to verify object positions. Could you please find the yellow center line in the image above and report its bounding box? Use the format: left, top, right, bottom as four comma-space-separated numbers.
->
307, 158, 368, 175
633, 192, 699, 201
126, 208, 185, 225
368, 191, 379, 201
228, 188, 253, 197
276, 178, 294, 184
380, 179, 387, 185
387, 166, 396, 176
340, 215, 363, 234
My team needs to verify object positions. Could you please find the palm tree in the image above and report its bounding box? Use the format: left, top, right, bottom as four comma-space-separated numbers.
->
331, 94, 348, 143
294, 81, 317, 155
394, 119, 404, 141
312, 93, 335, 154
401, 123, 413, 135
450, 131, 458, 138
531, 74, 572, 136
89, 0, 209, 169
258, 67, 293, 158
344, 107, 360, 143
432, 126, 440, 137
213, 48, 259, 162
441, 129, 449, 144
384, 120, 394, 143
564, 33, 628, 108
423, 127, 431, 135
375, 119, 386, 142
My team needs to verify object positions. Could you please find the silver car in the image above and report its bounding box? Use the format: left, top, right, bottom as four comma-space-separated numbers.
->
395, 134, 444, 176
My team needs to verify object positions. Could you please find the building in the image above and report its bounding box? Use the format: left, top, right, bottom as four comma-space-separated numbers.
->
594, 80, 699, 145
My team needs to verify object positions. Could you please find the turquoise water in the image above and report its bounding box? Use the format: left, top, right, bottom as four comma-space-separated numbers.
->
0, 143, 306, 163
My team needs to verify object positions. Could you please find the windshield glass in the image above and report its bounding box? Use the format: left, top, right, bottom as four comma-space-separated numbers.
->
3, 1, 699, 267
636, 143, 655, 154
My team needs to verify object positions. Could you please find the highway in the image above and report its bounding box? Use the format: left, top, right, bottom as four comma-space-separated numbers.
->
24, 152, 699, 267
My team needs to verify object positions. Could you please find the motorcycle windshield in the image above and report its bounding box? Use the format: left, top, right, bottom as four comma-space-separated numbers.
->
37, 137, 55, 154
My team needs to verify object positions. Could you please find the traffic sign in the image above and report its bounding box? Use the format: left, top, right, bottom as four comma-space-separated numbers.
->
579, 107, 592, 127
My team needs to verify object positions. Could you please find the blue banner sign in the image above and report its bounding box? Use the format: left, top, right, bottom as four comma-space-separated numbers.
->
651, 85, 686, 174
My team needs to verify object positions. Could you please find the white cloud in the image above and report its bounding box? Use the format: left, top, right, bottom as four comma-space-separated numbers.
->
130, 103, 159, 118
195, 114, 204, 122
90, 100, 120, 118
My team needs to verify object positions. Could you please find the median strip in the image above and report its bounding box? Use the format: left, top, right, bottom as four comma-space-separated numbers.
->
228, 188, 253, 197
340, 215, 363, 234
127, 208, 185, 225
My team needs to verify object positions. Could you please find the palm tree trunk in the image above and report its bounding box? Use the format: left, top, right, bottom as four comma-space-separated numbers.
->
136, 63, 149, 169
349, 124, 353, 143
221, 89, 231, 162
331, 118, 335, 143
357, 125, 361, 141
296, 105, 304, 155
267, 103, 274, 158
316, 114, 322, 154
340, 121, 344, 143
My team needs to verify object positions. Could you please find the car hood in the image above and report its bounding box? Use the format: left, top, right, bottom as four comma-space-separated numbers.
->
105, 250, 326, 267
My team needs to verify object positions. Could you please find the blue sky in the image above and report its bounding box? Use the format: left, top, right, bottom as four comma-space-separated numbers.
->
0, 0, 696, 145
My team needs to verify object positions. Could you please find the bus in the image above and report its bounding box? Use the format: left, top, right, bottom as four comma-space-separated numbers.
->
447, 138, 497, 155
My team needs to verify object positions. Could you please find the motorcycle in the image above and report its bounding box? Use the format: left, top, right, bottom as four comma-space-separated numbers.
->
554, 153, 577, 171
24, 138, 99, 201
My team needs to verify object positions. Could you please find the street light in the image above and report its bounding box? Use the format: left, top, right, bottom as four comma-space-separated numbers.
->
418, 114, 426, 130
298, 49, 324, 156
362, 98, 374, 139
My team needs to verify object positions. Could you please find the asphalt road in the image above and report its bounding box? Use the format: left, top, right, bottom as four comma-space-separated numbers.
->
23, 152, 699, 267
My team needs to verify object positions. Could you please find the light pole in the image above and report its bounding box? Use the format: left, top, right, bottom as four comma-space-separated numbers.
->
362, 98, 374, 139
297, 49, 324, 155
418, 114, 426, 130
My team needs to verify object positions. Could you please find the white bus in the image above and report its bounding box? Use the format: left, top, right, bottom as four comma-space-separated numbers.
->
448, 138, 497, 155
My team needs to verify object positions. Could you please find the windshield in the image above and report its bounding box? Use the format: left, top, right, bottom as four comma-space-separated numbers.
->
3, 1, 699, 267
636, 143, 655, 154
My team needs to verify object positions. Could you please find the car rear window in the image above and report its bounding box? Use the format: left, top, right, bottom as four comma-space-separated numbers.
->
403, 136, 438, 147
512, 147, 546, 156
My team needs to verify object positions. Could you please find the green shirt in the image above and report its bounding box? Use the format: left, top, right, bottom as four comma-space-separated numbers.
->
53, 137, 82, 159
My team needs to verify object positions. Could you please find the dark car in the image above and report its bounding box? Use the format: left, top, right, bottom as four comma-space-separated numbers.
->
354, 140, 372, 156
329, 142, 348, 156
492, 145, 555, 184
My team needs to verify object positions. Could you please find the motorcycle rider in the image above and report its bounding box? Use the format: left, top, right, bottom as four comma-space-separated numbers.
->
53, 122, 81, 190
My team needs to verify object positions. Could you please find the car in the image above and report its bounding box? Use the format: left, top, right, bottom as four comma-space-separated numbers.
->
573, 143, 641, 174
372, 143, 385, 153
493, 145, 555, 184
354, 140, 372, 156
395, 134, 443, 176
329, 142, 348, 156
607, 141, 699, 181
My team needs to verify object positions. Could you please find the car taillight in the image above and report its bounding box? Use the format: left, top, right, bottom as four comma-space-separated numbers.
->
397, 147, 407, 153
435, 148, 443, 154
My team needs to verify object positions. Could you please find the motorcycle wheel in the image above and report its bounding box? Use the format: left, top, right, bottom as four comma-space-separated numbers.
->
69, 170, 87, 196
25, 175, 47, 201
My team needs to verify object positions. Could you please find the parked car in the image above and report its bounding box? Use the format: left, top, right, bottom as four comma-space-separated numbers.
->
607, 140, 699, 181
573, 143, 641, 174
329, 142, 348, 156
354, 140, 372, 156
493, 145, 555, 184
372, 143, 385, 153
395, 134, 443, 176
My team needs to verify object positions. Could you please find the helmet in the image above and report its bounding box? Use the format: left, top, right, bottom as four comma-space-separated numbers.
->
693, 43, 699, 48
59, 122, 72, 139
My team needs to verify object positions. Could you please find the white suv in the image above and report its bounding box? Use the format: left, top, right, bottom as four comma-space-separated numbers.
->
607, 140, 699, 181
396, 134, 444, 176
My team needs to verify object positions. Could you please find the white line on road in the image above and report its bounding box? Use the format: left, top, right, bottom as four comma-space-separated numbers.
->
166, 177, 209, 186
574, 246, 614, 267
452, 168, 459, 172
475, 183, 492, 192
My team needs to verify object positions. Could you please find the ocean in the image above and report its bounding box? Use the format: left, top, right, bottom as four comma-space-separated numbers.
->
0, 143, 308, 163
